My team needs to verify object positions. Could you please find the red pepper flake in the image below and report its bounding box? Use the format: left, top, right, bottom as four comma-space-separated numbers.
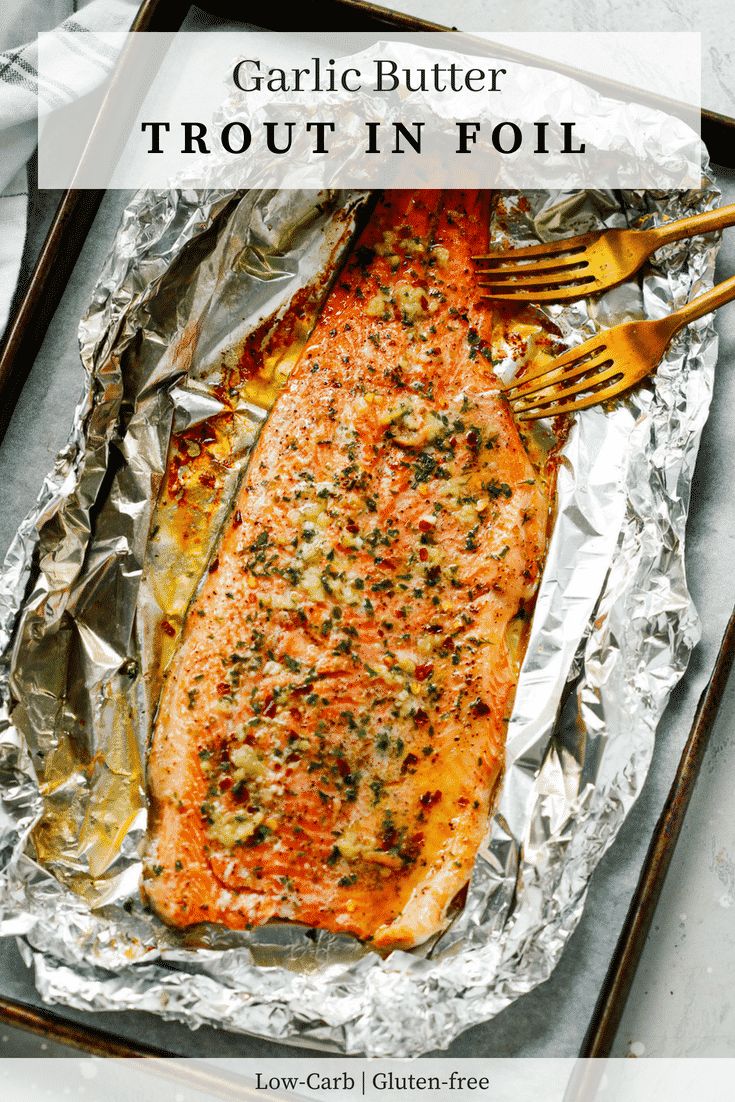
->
419, 547, 428, 562
234, 785, 251, 805
414, 662, 434, 682
402, 831, 425, 861
233, 510, 242, 527
346, 520, 359, 534
413, 708, 429, 726
219, 776, 233, 792
420, 790, 442, 808
208, 557, 220, 574
199, 472, 216, 489
161, 619, 176, 638
336, 758, 351, 778
470, 697, 491, 717
441, 636, 455, 652
418, 519, 434, 533
262, 696, 277, 718
466, 430, 480, 449
401, 752, 419, 774
216, 682, 231, 696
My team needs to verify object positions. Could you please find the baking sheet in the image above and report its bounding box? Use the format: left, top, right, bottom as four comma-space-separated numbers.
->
0, 4, 731, 1062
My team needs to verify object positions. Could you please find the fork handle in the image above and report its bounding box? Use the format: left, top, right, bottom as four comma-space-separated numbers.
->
667, 272, 735, 334
651, 202, 735, 247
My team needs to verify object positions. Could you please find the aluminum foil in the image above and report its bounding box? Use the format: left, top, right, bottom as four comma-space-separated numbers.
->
0, 162, 720, 1054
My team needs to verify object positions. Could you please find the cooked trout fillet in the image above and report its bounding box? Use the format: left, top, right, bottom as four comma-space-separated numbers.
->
145, 190, 547, 949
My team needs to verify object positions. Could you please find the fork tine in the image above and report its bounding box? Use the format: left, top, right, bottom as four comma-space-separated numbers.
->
511, 362, 622, 411
480, 283, 602, 303
514, 375, 634, 421
479, 273, 598, 294
506, 347, 613, 402
504, 339, 608, 398
474, 255, 590, 277
472, 231, 600, 263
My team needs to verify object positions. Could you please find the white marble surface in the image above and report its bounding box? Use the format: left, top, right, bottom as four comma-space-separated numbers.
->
0, 0, 734, 1062
378, 0, 735, 119
614, 668, 735, 1056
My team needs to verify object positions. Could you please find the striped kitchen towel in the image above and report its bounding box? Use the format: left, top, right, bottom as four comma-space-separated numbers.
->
0, 0, 136, 343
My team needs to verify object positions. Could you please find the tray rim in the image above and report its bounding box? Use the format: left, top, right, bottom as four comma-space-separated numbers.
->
1, 0, 734, 1063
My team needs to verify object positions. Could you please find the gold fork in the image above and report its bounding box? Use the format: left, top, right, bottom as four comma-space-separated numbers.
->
475, 203, 735, 302
505, 273, 735, 420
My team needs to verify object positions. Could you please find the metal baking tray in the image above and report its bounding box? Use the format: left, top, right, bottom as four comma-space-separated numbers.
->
1, 0, 734, 1061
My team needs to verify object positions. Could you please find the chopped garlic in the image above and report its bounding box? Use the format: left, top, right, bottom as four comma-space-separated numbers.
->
231, 744, 264, 778
395, 282, 426, 321
366, 292, 390, 318
395, 650, 418, 673
210, 808, 264, 847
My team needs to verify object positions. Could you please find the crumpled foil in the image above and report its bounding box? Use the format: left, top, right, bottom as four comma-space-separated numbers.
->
0, 176, 720, 1054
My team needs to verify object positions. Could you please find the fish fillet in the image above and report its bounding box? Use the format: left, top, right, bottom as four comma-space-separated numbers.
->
144, 190, 548, 949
